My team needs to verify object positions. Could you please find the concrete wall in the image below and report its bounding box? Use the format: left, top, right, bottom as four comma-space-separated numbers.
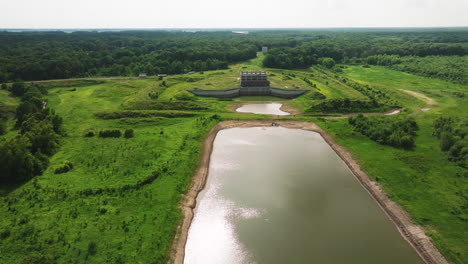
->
190, 88, 307, 99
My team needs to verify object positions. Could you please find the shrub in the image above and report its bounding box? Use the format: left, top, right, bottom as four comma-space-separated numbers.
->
84, 131, 95, 137
433, 117, 468, 168
88, 241, 97, 256
95, 110, 195, 119
124, 129, 134, 138
0, 229, 11, 239
310, 98, 382, 113
148, 92, 160, 99
0, 120, 6, 135
54, 161, 73, 174
440, 132, 456, 151
98, 130, 121, 138
348, 114, 418, 149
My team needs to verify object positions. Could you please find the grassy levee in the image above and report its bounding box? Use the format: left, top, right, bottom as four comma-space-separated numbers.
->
325, 65, 467, 263
0, 59, 466, 263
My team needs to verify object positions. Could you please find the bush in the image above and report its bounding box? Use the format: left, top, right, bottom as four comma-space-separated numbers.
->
124, 129, 134, 138
349, 114, 418, 149
84, 131, 95, 137
148, 92, 160, 99
0, 229, 10, 239
433, 117, 468, 168
98, 130, 121, 138
95, 110, 195, 119
310, 98, 382, 113
54, 161, 73, 174
0, 119, 6, 135
88, 241, 97, 256
440, 132, 456, 151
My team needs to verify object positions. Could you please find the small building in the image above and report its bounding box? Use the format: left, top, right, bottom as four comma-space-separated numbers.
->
188, 71, 196, 74
240, 72, 270, 87
157, 74, 167, 78
262, 46, 268, 54
138, 73, 147, 78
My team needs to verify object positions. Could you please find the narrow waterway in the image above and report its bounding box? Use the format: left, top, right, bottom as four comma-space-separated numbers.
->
184, 127, 421, 264
236, 103, 290, 115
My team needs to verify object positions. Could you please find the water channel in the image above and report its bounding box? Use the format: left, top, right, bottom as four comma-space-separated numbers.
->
235, 103, 290, 116
184, 127, 421, 264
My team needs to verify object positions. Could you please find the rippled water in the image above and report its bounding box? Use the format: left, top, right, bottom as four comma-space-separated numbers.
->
184, 127, 421, 264
236, 103, 290, 115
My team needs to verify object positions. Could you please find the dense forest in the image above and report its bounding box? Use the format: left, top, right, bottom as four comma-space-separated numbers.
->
0, 31, 257, 81
1, 30, 468, 83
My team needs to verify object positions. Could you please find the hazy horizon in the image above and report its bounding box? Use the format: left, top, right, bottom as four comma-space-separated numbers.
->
1, 0, 467, 29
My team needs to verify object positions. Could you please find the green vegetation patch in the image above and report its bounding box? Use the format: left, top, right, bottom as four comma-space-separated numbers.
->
95, 110, 196, 119
349, 114, 418, 149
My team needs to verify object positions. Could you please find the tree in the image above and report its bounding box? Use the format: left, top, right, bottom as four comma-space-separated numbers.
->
23, 119, 60, 155
0, 136, 49, 183
11, 82, 26, 97
440, 131, 456, 151
319, 57, 336, 69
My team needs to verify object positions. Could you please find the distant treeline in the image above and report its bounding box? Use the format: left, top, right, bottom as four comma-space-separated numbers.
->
0, 31, 257, 82
1, 30, 468, 82
0, 83, 64, 183
364, 55, 468, 84
263, 33, 468, 68
349, 114, 418, 149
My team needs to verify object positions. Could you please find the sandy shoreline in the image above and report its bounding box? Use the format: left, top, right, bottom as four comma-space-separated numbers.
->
168, 120, 447, 264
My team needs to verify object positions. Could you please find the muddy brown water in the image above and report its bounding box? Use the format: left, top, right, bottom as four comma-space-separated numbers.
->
184, 127, 422, 264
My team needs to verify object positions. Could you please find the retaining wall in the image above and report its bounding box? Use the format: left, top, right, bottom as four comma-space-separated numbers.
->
190, 88, 307, 99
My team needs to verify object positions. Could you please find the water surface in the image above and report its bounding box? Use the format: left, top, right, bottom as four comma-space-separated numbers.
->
185, 127, 421, 264
236, 103, 290, 115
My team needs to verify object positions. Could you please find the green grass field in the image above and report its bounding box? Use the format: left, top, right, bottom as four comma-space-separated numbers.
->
0, 57, 467, 263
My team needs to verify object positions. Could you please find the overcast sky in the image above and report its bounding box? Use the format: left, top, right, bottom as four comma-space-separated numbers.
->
1, 0, 467, 29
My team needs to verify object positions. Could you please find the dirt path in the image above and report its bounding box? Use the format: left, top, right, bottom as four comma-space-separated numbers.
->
168, 120, 447, 264
325, 108, 403, 120
400, 89, 436, 106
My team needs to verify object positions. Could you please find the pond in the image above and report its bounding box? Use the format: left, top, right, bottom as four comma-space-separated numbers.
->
184, 127, 421, 264
236, 103, 290, 115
